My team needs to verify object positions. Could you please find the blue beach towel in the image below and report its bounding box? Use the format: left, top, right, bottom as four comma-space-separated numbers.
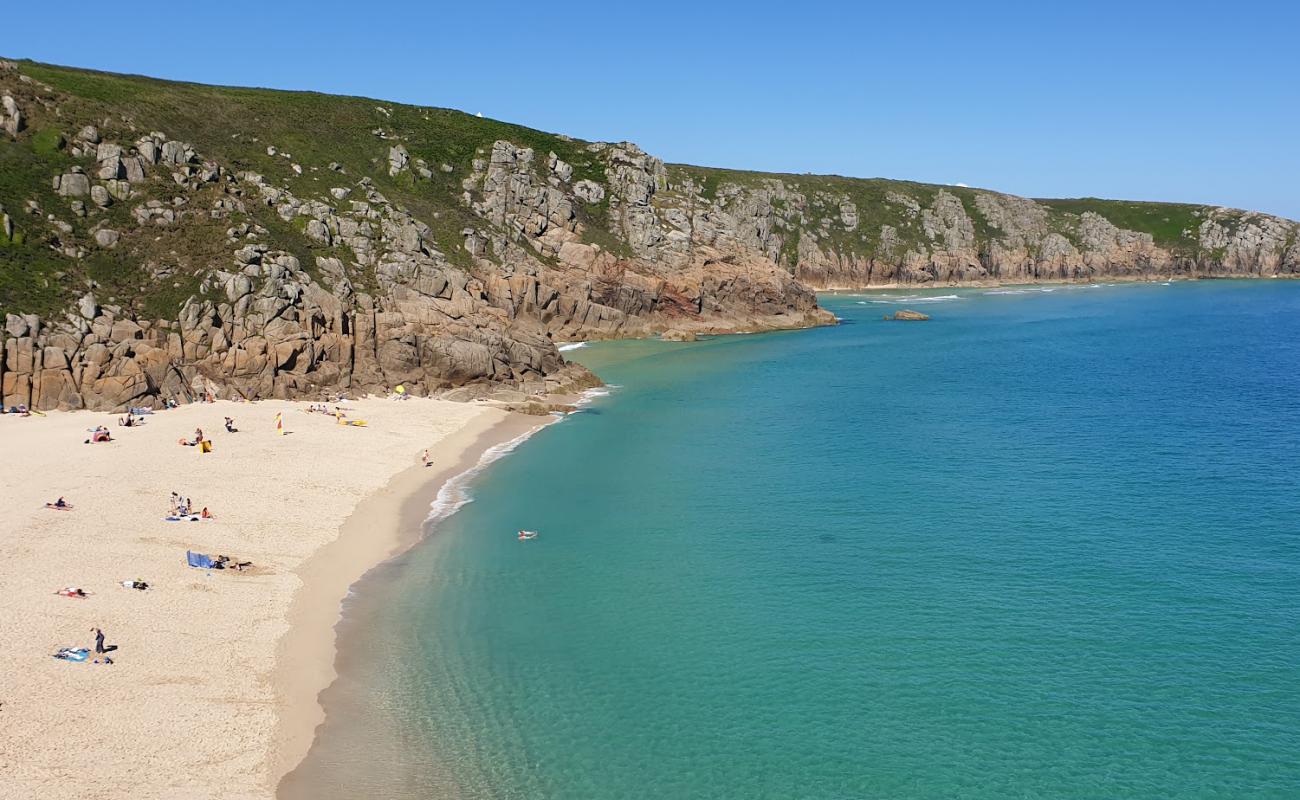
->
54, 648, 90, 662
186, 550, 215, 569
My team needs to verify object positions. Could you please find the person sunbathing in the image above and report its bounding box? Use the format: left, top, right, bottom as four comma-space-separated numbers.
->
200, 507, 214, 520
46, 497, 71, 510
224, 417, 238, 433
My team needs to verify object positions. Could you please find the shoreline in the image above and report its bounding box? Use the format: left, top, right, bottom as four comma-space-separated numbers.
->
0, 396, 535, 800
267, 408, 551, 793
808, 273, 1300, 292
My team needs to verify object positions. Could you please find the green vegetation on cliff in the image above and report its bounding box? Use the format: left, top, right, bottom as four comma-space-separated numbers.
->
1, 58, 1294, 320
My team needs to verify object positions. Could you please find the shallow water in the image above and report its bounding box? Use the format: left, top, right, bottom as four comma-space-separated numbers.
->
288, 280, 1300, 799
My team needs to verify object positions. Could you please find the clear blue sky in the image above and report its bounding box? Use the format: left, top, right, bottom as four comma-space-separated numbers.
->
8, 0, 1299, 219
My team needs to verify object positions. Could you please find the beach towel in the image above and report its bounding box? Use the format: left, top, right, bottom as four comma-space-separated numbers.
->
186, 550, 215, 569
54, 648, 90, 662
165, 515, 202, 522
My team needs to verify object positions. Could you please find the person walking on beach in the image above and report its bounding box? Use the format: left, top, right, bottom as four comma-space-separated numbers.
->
423, 449, 432, 467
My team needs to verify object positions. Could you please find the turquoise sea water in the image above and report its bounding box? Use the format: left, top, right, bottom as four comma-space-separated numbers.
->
287, 281, 1300, 799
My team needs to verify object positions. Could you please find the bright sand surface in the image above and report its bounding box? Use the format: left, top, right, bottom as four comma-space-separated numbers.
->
0, 397, 535, 799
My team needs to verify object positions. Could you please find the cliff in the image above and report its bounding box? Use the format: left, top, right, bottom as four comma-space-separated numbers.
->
665, 169, 1300, 289
0, 60, 828, 411
2, 59, 1296, 411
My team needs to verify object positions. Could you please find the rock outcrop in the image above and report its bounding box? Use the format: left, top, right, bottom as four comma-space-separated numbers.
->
0, 64, 830, 411
887, 310, 930, 321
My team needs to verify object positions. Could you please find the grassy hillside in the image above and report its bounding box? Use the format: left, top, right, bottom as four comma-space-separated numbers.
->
0, 60, 621, 318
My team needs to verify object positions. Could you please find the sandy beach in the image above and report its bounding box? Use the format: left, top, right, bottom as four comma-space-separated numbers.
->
0, 396, 538, 799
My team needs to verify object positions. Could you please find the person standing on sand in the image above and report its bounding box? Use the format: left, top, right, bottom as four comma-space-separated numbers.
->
93, 627, 105, 654
423, 449, 432, 467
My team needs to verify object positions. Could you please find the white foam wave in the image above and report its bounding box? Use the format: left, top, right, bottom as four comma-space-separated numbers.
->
984, 287, 1057, 296
557, 342, 587, 352
868, 294, 962, 305
425, 426, 545, 525
573, 385, 618, 409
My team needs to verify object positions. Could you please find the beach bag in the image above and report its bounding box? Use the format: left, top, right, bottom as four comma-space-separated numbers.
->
200, 440, 213, 453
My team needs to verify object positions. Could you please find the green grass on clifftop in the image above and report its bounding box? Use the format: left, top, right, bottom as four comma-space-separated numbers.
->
1038, 198, 1206, 248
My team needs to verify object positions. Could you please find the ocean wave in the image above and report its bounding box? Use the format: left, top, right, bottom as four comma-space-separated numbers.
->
557, 342, 587, 352
573, 385, 618, 409
425, 426, 545, 525
984, 287, 1057, 295
867, 294, 962, 305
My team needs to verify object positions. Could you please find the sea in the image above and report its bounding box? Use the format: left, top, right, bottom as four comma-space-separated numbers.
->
283, 280, 1300, 799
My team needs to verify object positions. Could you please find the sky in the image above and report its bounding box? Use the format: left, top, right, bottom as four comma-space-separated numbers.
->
7, 0, 1299, 219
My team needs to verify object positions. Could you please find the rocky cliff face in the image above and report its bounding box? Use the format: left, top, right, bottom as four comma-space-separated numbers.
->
461, 140, 830, 339
1, 59, 1296, 412
650, 175, 1300, 289
0, 61, 828, 411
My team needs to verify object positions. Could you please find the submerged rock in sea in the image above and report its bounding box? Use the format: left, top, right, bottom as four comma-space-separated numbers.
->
887, 309, 930, 321
661, 329, 698, 341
